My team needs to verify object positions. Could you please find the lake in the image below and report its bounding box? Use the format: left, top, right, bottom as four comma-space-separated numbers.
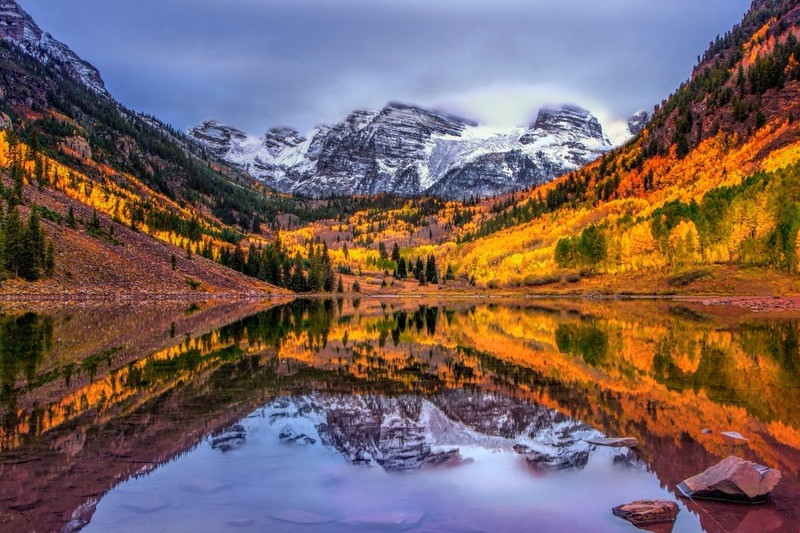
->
1, 298, 798, 532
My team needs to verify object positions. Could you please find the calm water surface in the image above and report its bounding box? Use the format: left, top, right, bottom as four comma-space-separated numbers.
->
1, 298, 799, 532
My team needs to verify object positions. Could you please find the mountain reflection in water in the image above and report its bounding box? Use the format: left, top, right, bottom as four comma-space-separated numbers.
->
0, 298, 798, 532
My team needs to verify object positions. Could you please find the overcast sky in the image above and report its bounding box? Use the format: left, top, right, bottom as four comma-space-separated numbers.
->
18, 0, 751, 135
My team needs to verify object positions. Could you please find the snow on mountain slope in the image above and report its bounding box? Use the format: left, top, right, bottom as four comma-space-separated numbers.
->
190, 102, 648, 199
0, 0, 109, 97
230, 391, 604, 472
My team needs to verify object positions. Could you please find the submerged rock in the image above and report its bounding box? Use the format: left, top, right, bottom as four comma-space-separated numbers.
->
612, 500, 679, 529
525, 449, 590, 471
587, 437, 638, 448
678, 456, 781, 503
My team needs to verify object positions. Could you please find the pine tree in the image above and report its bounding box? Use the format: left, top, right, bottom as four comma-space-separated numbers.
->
290, 253, 307, 292
231, 246, 245, 272
4, 206, 23, 277
322, 243, 335, 292
88, 209, 101, 232
0, 204, 4, 267
337, 276, 344, 293
44, 241, 55, 277
307, 244, 321, 292
414, 257, 425, 283
378, 241, 388, 260
396, 257, 407, 279
444, 263, 455, 281
352, 280, 361, 293
391, 242, 401, 263
426, 254, 439, 284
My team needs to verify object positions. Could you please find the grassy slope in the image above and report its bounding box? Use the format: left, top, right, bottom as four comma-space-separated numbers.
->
1, 183, 289, 298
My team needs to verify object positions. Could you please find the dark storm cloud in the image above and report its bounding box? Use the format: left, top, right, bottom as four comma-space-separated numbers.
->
17, 0, 751, 134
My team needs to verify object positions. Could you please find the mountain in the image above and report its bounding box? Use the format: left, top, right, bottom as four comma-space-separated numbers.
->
0, 0, 108, 97
251, 391, 598, 472
0, 0, 295, 296
189, 103, 645, 199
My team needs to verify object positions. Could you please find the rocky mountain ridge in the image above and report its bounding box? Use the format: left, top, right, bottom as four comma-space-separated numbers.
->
0, 0, 109, 97
189, 103, 648, 199
243, 391, 602, 472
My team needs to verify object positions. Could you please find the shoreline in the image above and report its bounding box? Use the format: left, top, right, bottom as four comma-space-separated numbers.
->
1, 290, 799, 312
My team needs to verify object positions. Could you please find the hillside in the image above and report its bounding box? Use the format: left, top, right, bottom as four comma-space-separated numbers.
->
436, 0, 800, 292
0, 1, 306, 297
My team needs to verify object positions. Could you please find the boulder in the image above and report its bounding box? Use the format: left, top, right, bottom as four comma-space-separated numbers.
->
587, 437, 638, 448
678, 456, 781, 503
612, 500, 679, 528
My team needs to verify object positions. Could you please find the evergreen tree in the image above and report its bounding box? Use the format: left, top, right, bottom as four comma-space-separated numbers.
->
444, 263, 456, 281
426, 255, 438, 284
337, 276, 344, 293
396, 257, 407, 279
231, 246, 246, 272
4, 206, 23, 277
378, 241, 388, 260
414, 257, 425, 283
44, 241, 55, 277
282, 259, 292, 288
307, 244, 321, 292
88, 209, 101, 232
322, 243, 335, 292
0, 204, 4, 266
290, 253, 307, 292
352, 280, 361, 293
391, 242, 401, 263
245, 243, 259, 277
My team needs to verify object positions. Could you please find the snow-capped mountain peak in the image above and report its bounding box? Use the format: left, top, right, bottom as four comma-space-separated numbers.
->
188, 103, 649, 199
0, 0, 109, 97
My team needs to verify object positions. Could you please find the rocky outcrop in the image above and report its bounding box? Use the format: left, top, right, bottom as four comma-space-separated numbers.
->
188, 103, 643, 199
678, 456, 781, 503
60, 135, 92, 160
627, 110, 649, 136
612, 500, 679, 529
0, 111, 11, 130
189, 120, 249, 159
0, 0, 109, 97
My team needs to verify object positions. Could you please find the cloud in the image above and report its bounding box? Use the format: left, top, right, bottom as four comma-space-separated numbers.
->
424, 83, 618, 128
17, 0, 751, 134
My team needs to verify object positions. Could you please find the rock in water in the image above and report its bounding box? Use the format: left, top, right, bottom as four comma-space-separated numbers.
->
612, 500, 679, 528
586, 437, 638, 448
678, 456, 781, 503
